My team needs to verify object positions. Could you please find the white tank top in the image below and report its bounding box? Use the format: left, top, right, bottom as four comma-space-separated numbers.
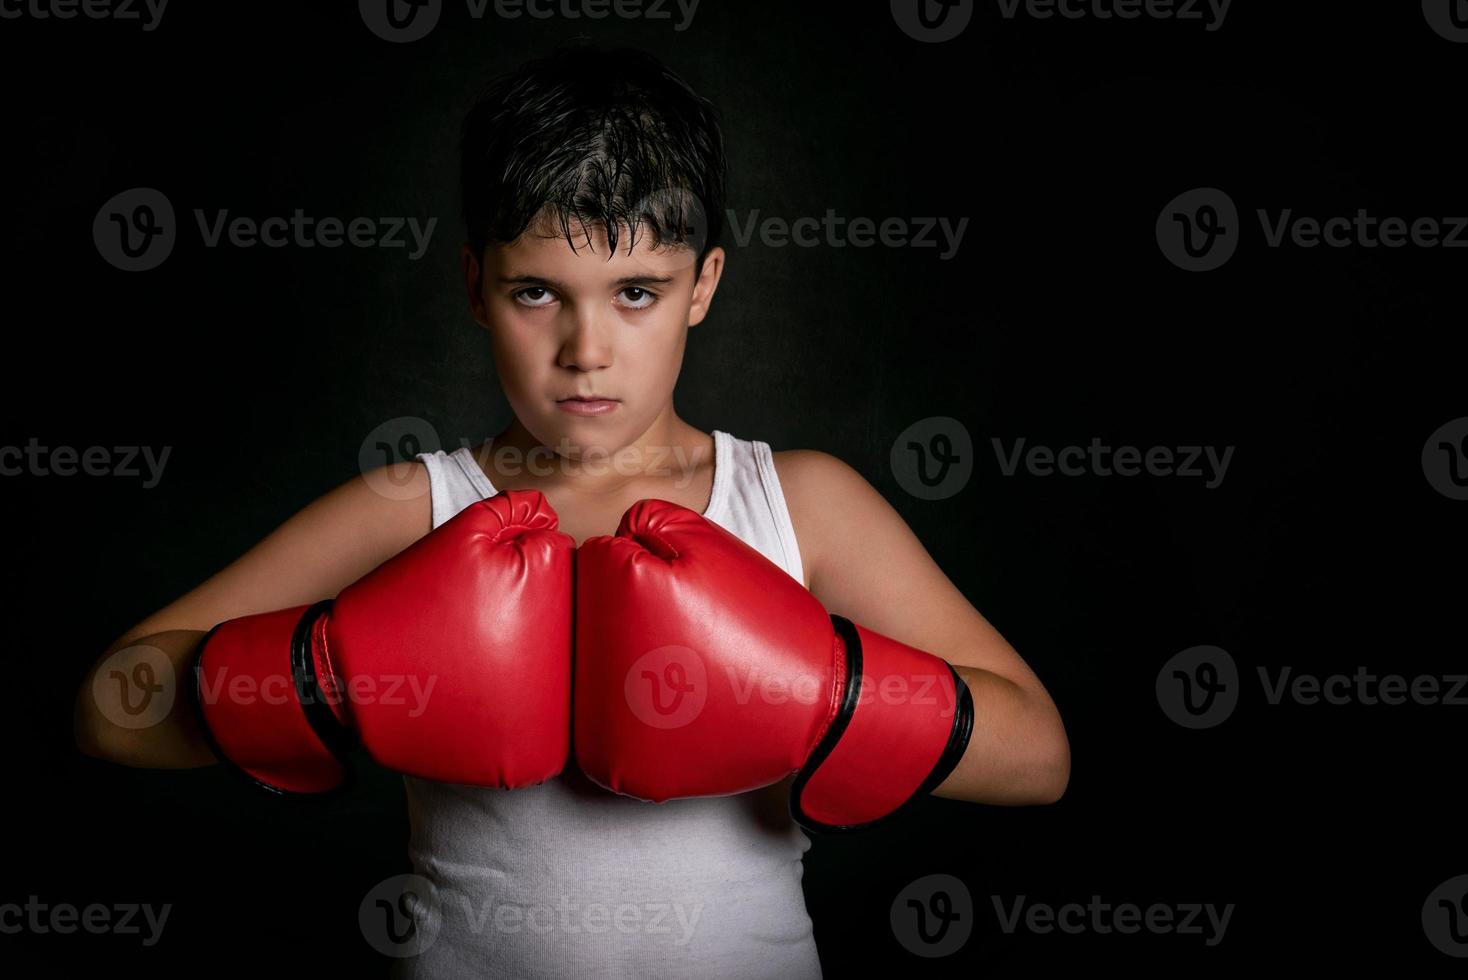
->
394, 429, 821, 979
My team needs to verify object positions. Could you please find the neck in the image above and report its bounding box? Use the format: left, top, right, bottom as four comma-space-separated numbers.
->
488, 404, 710, 498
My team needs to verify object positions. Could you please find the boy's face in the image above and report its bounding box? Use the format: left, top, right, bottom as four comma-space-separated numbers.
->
463, 213, 724, 461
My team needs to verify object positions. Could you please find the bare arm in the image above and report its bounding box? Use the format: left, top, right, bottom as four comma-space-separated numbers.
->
73, 461, 433, 769
775, 450, 1069, 806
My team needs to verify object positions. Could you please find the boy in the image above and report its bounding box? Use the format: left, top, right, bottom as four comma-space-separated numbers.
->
74, 43, 1068, 977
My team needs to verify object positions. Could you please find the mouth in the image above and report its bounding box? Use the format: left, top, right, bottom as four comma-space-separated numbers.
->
556, 395, 622, 416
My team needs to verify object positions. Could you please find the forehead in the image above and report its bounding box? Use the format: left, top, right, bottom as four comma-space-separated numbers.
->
488, 212, 694, 279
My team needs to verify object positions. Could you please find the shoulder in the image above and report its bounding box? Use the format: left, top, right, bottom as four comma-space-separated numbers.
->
332, 457, 435, 549
772, 449, 889, 526
772, 449, 892, 589
771, 449, 869, 497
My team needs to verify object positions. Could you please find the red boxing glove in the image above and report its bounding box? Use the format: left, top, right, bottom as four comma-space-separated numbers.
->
575, 499, 974, 833
192, 488, 574, 795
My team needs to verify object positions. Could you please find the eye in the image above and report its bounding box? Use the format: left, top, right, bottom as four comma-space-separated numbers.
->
619, 286, 657, 310
514, 286, 556, 308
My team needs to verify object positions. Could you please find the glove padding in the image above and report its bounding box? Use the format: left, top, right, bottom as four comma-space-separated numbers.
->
192, 488, 574, 795
575, 498, 973, 833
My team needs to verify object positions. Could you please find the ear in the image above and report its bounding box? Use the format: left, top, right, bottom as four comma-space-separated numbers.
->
461, 243, 491, 329
687, 246, 726, 328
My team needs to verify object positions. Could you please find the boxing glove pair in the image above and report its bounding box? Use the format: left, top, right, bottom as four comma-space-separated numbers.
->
193, 489, 973, 833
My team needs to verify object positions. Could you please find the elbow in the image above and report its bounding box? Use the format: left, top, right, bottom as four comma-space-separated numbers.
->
1019, 689, 1070, 805
72, 695, 109, 761
1035, 729, 1071, 804
71, 669, 120, 762
1037, 756, 1070, 805
1009, 707, 1069, 805
74, 727, 110, 762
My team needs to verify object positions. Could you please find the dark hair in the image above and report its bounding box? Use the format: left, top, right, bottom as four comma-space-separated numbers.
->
459, 42, 727, 272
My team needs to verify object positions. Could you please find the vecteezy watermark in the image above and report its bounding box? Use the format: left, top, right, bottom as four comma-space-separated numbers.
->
992, 0, 1232, 30
357, 0, 702, 43
361, 874, 442, 958
357, 417, 712, 500
992, 437, 1234, 487
1422, 874, 1468, 958
623, 649, 962, 730
91, 641, 442, 732
726, 210, 969, 260
630, 185, 709, 275
93, 187, 437, 271
1422, 417, 1468, 500
0, 0, 169, 30
891, 874, 974, 957
623, 646, 709, 731
195, 668, 440, 718
1422, 0, 1468, 43
991, 895, 1234, 947
1158, 187, 1468, 272
889, 0, 975, 44
1255, 667, 1468, 708
891, 419, 1232, 499
891, 417, 975, 501
359, 874, 704, 958
0, 896, 171, 946
1155, 187, 1239, 272
890, 0, 1231, 42
92, 644, 177, 731
0, 439, 170, 487
890, 874, 1234, 955
1157, 645, 1468, 729
359, 417, 443, 502
1155, 645, 1240, 729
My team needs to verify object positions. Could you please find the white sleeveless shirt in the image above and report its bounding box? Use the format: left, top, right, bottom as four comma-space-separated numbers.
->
393, 429, 822, 979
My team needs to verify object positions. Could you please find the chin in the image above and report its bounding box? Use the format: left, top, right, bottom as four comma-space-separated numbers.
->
535, 418, 616, 454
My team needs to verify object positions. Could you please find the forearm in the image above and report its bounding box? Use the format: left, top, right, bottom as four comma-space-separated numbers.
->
930, 665, 1069, 806
73, 629, 218, 769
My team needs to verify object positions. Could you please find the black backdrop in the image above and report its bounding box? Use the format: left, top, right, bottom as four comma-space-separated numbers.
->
3, 1, 1465, 974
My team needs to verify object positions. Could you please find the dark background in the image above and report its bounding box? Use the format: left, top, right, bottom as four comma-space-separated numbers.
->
2, 1, 1464, 974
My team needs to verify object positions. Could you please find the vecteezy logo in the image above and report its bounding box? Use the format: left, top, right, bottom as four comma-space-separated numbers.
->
891, 0, 974, 42
892, 417, 974, 500
891, 874, 973, 957
359, 0, 442, 43
1156, 645, 1239, 729
1422, 417, 1468, 500
94, 188, 176, 272
631, 186, 709, 275
359, 417, 442, 500
360, 874, 442, 958
92, 644, 175, 730
625, 646, 707, 729
1423, 0, 1468, 42
1157, 187, 1239, 271
1422, 874, 1468, 957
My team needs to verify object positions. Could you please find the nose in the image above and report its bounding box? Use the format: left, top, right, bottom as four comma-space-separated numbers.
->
557, 310, 613, 373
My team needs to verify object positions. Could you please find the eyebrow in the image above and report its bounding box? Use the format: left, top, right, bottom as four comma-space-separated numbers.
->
496, 273, 678, 289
